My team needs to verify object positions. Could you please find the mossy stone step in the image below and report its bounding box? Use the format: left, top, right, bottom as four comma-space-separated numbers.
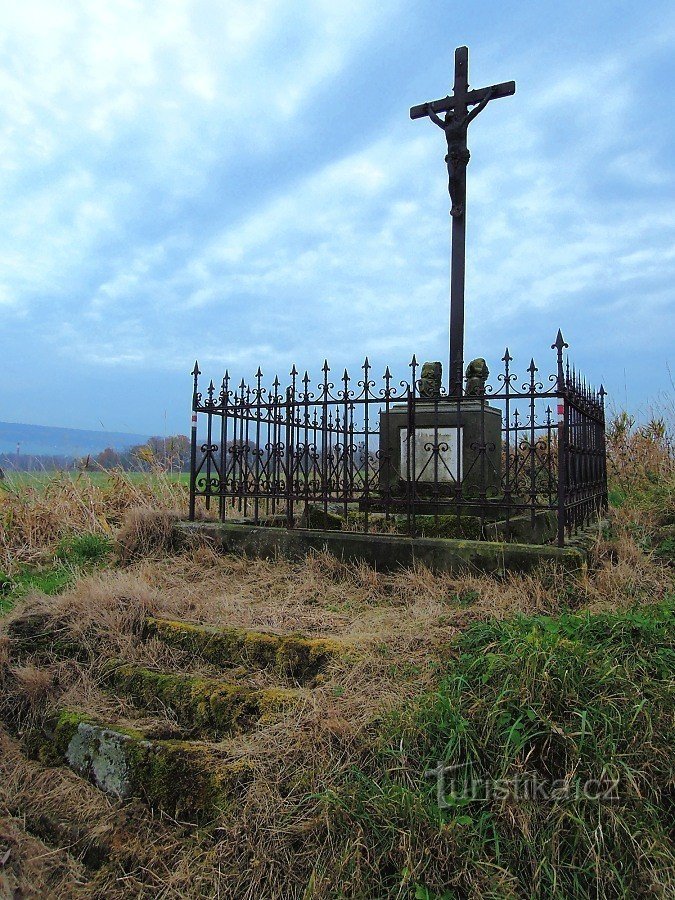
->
6, 612, 83, 658
144, 616, 343, 681
24, 709, 251, 821
104, 661, 300, 737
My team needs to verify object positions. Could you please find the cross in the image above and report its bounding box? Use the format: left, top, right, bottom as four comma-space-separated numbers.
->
411, 46, 515, 396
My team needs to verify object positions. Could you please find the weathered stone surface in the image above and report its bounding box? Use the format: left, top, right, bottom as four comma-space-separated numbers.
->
25, 709, 251, 819
174, 521, 587, 574
104, 661, 300, 736
464, 357, 489, 396
66, 722, 133, 798
419, 361, 443, 399
378, 401, 503, 496
400, 425, 462, 483
299, 504, 344, 531
144, 616, 344, 681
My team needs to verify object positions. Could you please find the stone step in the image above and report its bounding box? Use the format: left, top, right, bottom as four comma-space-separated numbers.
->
23, 709, 251, 821
144, 616, 344, 682
6, 612, 84, 658
103, 660, 302, 737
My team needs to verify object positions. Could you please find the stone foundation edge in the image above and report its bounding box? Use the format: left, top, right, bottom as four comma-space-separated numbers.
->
174, 521, 586, 574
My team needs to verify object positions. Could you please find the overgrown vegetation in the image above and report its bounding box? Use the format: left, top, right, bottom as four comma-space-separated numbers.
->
327, 601, 674, 898
0, 404, 672, 897
0, 468, 185, 570
606, 408, 675, 564
0, 533, 113, 619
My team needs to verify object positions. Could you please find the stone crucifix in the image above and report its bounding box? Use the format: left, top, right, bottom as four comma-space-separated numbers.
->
411, 46, 515, 396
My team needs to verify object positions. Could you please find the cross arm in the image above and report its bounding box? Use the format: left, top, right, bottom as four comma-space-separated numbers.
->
410, 80, 515, 120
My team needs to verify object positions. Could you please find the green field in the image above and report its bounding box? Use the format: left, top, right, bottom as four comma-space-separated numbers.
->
1, 469, 189, 490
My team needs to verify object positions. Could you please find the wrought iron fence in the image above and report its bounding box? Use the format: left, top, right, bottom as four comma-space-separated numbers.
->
188, 330, 607, 546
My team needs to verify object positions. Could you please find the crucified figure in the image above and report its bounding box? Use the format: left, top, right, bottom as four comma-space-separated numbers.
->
425, 87, 494, 217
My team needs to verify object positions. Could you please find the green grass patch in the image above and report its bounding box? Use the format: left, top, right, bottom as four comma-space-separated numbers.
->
1, 470, 189, 491
327, 601, 675, 899
0, 565, 74, 618
0, 533, 113, 618
55, 532, 112, 566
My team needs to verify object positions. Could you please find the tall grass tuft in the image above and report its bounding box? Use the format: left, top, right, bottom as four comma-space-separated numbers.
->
0, 469, 186, 570
606, 403, 675, 564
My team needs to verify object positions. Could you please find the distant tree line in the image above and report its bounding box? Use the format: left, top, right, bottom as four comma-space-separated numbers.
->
84, 435, 191, 472
0, 435, 191, 474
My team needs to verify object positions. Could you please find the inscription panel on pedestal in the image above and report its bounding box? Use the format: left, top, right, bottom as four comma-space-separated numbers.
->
400, 427, 463, 483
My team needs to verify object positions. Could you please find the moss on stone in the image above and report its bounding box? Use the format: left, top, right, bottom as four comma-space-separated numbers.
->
300, 505, 344, 530
123, 737, 249, 819
144, 617, 343, 681
103, 661, 299, 736
25, 707, 250, 820
408, 514, 484, 540
175, 520, 586, 574
22, 708, 92, 766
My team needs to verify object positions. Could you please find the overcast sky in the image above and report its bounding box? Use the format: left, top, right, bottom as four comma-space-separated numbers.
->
1, 0, 674, 434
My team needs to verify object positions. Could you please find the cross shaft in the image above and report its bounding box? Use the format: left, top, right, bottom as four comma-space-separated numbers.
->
411, 46, 515, 396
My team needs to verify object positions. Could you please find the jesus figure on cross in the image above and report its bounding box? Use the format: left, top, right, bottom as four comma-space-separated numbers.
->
425, 87, 494, 217
410, 46, 515, 393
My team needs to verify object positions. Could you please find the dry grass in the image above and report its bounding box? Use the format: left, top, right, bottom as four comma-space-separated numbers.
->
1, 518, 672, 897
0, 470, 187, 570
0, 405, 672, 897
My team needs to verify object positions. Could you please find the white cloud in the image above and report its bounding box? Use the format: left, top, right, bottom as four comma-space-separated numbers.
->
1, 1, 674, 430
0, 0, 400, 319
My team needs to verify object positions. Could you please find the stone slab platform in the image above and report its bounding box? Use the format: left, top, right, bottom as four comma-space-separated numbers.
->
174, 521, 586, 574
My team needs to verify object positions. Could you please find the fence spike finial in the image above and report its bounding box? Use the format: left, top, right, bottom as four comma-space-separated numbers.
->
552, 329, 568, 352
502, 347, 512, 364
191, 360, 201, 378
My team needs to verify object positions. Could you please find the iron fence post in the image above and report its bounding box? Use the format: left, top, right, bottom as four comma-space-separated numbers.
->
285, 384, 294, 527
599, 384, 608, 515
552, 330, 569, 547
189, 361, 200, 522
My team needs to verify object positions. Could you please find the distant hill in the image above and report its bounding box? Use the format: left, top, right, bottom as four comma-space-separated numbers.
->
0, 420, 150, 458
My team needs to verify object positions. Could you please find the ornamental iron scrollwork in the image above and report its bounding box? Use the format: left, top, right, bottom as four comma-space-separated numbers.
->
188, 332, 607, 546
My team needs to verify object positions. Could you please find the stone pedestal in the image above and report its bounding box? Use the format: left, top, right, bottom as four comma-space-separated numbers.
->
378, 400, 502, 497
